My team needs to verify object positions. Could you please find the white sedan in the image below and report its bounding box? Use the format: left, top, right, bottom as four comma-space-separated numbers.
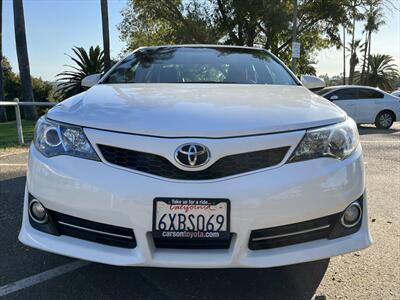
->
19, 45, 371, 268
318, 85, 400, 129
392, 90, 400, 98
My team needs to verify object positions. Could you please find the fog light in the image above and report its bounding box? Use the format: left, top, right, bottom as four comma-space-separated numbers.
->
341, 202, 362, 228
29, 200, 48, 224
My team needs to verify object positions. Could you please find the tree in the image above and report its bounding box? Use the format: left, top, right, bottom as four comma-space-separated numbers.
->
362, 3, 385, 83
56, 46, 104, 99
365, 54, 399, 90
118, 0, 217, 50
1, 56, 53, 120
0, 0, 7, 122
216, 0, 272, 47
13, 0, 36, 119
100, 0, 111, 72
345, 0, 364, 85
342, 25, 346, 84
347, 39, 362, 84
32, 77, 53, 101
118, 0, 349, 70
2, 57, 19, 99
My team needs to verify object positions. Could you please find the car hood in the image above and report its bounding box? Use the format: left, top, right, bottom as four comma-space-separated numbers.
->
48, 84, 346, 138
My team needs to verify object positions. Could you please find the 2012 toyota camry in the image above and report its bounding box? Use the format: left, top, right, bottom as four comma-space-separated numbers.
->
19, 45, 372, 268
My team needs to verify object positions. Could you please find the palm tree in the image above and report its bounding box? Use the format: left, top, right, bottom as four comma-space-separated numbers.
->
342, 25, 346, 85
366, 54, 399, 90
361, 4, 385, 84
13, 0, 36, 119
346, 0, 364, 84
347, 39, 362, 85
359, 30, 368, 83
0, 0, 7, 122
56, 46, 104, 99
100, 0, 111, 72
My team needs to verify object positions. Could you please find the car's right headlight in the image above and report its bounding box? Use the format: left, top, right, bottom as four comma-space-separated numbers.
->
34, 116, 99, 161
288, 118, 359, 163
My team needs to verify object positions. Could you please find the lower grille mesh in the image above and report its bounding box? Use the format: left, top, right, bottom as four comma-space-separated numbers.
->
98, 144, 290, 180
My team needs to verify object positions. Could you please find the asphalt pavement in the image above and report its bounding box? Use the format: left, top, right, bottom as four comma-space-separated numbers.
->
0, 123, 399, 299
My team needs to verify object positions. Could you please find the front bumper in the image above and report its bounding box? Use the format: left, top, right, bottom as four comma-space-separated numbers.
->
19, 145, 372, 268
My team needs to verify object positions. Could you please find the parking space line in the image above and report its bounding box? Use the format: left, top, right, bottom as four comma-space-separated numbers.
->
0, 260, 90, 297
0, 164, 27, 167
0, 150, 29, 158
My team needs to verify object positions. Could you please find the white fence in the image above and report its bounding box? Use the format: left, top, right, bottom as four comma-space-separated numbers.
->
0, 98, 57, 145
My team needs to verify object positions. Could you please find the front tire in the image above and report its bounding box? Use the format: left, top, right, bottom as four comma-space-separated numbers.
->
375, 111, 394, 129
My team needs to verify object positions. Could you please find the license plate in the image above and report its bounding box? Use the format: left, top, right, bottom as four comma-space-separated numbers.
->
152, 198, 230, 241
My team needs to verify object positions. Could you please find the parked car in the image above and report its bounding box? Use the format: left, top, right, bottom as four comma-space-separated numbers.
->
391, 90, 400, 98
317, 85, 400, 129
20, 45, 371, 268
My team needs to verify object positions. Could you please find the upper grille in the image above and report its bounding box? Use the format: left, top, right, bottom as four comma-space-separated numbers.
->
98, 144, 289, 180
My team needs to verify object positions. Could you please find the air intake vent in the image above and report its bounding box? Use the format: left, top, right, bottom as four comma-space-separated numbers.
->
49, 210, 136, 249
249, 213, 340, 250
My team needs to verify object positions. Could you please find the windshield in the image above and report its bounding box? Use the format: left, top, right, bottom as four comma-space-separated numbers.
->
102, 47, 298, 85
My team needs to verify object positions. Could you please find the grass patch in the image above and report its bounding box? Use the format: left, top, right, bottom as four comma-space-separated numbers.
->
0, 120, 37, 148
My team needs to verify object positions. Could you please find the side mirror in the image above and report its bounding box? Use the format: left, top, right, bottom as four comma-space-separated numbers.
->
329, 95, 339, 101
300, 75, 326, 91
81, 73, 101, 88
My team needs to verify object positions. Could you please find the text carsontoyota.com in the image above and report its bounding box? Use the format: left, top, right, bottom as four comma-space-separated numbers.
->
161, 231, 220, 239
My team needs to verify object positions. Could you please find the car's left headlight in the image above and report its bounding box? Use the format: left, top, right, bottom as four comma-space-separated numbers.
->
34, 116, 99, 160
288, 118, 359, 163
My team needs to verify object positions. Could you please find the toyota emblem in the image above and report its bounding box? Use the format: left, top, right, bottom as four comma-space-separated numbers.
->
174, 143, 211, 168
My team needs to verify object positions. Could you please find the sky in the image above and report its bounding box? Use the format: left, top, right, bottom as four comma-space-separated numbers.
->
2, 0, 400, 81
3, 0, 126, 81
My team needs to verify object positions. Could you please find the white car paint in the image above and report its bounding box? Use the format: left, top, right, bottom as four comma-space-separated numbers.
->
49, 84, 344, 138
320, 85, 400, 126
300, 74, 326, 90
21, 143, 371, 268
392, 90, 400, 98
19, 45, 372, 268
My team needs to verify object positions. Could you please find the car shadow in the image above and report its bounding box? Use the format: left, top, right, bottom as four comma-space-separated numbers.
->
77, 258, 329, 299
358, 125, 398, 135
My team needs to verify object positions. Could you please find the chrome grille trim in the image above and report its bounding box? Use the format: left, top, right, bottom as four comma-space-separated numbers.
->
250, 224, 331, 242
57, 221, 134, 240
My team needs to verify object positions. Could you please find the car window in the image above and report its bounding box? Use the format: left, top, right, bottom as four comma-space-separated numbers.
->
326, 88, 358, 100
102, 47, 297, 85
316, 87, 336, 96
358, 88, 384, 99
